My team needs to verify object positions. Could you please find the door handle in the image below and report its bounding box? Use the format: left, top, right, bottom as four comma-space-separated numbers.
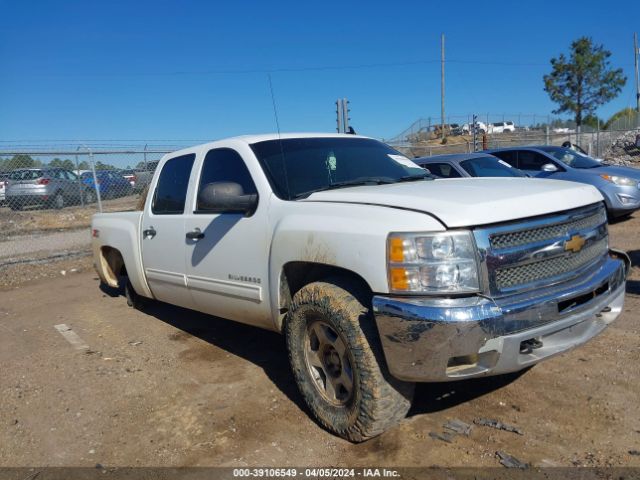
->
143, 227, 156, 239
186, 228, 205, 240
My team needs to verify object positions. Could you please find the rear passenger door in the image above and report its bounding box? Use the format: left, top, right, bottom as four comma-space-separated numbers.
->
63, 170, 82, 200
141, 153, 196, 308
183, 147, 270, 327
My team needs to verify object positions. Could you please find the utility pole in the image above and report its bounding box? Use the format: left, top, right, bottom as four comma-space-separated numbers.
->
472, 114, 478, 152
335, 98, 350, 133
634, 32, 640, 113
441, 33, 446, 141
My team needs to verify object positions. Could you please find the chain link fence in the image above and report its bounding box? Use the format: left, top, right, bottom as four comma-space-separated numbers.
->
0, 147, 174, 270
386, 119, 640, 160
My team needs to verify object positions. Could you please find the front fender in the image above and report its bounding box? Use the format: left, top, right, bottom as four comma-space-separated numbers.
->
267, 202, 446, 331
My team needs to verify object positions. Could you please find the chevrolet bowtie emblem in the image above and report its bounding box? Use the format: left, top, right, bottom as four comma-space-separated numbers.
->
565, 234, 586, 253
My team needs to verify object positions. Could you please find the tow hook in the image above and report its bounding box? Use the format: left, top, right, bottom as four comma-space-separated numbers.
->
520, 338, 543, 354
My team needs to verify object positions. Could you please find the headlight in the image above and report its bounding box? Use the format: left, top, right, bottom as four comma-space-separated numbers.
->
600, 174, 637, 187
388, 231, 480, 294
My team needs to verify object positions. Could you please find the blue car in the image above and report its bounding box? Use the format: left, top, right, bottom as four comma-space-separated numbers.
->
487, 146, 640, 219
81, 170, 133, 201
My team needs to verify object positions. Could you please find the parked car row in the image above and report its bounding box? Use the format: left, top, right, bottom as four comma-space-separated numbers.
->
451, 121, 517, 135
0, 172, 9, 205
417, 145, 640, 219
1, 167, 139, 210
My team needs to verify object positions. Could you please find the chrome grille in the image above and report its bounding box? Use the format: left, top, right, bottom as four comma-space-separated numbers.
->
474, 204, 609, 295
490, 208, 607, 249
495, 238, 608, 289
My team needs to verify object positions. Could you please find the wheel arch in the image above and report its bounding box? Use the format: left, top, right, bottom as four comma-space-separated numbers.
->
98, 246, 126, 288
276, 261, 374, 332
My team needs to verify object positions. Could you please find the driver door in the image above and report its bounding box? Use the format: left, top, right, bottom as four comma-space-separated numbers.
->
183, 147, 271, 327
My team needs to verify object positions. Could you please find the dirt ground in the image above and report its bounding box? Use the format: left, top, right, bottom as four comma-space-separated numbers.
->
0, 215, 639, 469
0, 195, 138, 240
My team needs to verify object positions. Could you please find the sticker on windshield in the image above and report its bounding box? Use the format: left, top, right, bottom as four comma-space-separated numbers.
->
497, 159, 513, 168
388, 154, 421, 169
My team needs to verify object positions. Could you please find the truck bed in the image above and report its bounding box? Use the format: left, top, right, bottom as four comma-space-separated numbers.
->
92, 211, 152, 299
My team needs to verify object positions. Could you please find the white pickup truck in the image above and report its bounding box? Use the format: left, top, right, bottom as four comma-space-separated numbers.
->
92, 133, 629, 441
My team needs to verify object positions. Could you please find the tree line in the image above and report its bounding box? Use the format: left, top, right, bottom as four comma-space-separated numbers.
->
0, 155, 119, 172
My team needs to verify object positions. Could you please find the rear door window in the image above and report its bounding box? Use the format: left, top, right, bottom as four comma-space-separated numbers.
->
491, 151, 518, 167
460, 157, 525, 177
518, 151, 553, 171
152, 154, 196, 214
423, 162, 462, 178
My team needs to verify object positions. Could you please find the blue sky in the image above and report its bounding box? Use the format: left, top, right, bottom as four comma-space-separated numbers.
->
1, 0, 639, 144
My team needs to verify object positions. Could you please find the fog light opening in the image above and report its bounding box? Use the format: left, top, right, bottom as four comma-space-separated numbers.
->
447, 354, 479, 372
446, 351, 499, 377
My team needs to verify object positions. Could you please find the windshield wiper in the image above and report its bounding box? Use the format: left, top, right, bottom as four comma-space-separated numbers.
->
397, 173, 434, 182
293, 177, 396, 199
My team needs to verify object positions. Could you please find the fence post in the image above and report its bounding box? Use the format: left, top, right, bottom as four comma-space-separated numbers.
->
596, 119, 600, 158
75, 146, 84, 207
86, 147, 102, 213
545, 126, 550, 145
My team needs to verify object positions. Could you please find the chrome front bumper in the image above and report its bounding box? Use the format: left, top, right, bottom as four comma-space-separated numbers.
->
372, 254, 627, 382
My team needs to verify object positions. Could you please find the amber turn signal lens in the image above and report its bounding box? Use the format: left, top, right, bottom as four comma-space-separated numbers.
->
389, 267, 409, 290
389, 237, 405, 263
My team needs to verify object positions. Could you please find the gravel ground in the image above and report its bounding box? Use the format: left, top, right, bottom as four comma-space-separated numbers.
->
0, 214, 639, 469
0, 228, 90, 261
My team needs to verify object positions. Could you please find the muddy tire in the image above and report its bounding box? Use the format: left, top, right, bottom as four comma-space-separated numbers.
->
285, 278, 414, 442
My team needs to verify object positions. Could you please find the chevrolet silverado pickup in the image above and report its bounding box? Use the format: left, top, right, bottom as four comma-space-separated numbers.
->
91, 133, 629, 441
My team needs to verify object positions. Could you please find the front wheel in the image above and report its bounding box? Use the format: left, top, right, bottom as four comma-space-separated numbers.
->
285, 278, 414, 442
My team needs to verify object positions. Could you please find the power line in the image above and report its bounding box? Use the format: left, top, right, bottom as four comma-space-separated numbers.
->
18, 58, 636, 78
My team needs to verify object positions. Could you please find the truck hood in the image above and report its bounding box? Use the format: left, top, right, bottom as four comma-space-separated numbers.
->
302, 178, 603, 228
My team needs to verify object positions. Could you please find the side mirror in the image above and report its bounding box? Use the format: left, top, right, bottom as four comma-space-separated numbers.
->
541, 163, 558, 172
197, 182, 258, 214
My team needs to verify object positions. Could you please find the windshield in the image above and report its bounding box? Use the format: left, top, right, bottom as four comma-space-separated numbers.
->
539, 147, 601, 169
460, 156, 527, 178
250, 137, 428, 200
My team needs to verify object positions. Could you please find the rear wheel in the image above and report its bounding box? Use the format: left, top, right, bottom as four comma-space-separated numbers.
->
50, 191, 65, 209
84, 189, 96, 204
285, 278, 414, 442
123, 276, 146, 310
